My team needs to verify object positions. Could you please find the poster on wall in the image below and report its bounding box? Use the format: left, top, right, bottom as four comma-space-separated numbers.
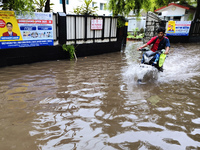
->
166, 21, 191, 36
0, 11, 53, 49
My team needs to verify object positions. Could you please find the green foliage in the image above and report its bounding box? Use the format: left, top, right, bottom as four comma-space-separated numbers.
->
153, 0, 197, 10
34, 0, 54, 12
127, 33, 144, 39
107, 0, 198, 18
73, 0, 98, 15
117, 16, 126, 28
140, 28, 144, 33
62, 44, 76, 60
127, 28, 144, 39
107, 0, 135, 16
107, 0, 149, 16
0, 0, 35, 11
133, 27, 139, 36
188, 14, 194, 21
142, 0, 154, 12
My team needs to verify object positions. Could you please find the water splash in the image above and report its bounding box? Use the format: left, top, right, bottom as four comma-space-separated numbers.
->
122, 41, 159, 84
158, 45, 200, 83
122, 63, 158, 84
123, 42, 200, 84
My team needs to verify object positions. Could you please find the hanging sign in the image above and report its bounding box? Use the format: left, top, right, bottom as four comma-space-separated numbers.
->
91, 19, 103, 30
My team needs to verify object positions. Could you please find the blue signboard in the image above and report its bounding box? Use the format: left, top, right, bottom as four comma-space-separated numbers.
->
166, 21, 191, 36
0, 40, 53, 49
0, 11, 53, 49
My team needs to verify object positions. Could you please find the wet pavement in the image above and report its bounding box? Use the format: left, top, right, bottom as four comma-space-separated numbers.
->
0, 41, 200, 150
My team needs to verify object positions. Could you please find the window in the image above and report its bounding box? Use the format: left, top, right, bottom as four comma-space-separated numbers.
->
92, 2, 97, 7
100, 3, 104, 10
173, 16, 181, 21
164, 16, 170, 21
60, 0, 69, 4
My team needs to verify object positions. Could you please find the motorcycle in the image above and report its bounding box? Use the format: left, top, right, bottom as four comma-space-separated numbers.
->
137, 48, 166, 83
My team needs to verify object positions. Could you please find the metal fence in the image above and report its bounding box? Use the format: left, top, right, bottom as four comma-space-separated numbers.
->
189, 21, 200, 36
53, 13, 118, 44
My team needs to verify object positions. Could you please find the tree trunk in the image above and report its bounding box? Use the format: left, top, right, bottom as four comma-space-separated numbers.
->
44, 0, 50, 12
194, 0, 200, 21
62, 0, 66, 13
9, 0, 14, 10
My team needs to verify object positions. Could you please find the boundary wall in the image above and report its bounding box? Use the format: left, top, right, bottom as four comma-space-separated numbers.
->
0, 11, 127, 68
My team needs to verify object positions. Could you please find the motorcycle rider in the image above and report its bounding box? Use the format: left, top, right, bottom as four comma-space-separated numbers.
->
137, 27, 170, 71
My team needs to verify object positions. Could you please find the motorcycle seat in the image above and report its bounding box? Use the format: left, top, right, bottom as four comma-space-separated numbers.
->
144, 51, 157, 57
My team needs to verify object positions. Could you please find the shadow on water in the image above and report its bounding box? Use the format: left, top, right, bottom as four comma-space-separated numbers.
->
0, 41, 200, 149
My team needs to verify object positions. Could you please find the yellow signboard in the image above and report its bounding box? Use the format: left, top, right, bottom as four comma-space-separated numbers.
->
0, 11, 22, 42
0, 10, 54, 49
167, 21, 175, 33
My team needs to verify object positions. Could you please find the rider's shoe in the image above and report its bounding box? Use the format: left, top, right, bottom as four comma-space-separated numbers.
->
158, 67, 163, 72
152, 61, 157, 66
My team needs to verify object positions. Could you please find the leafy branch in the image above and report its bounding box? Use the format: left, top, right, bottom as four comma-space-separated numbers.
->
0, 0, 35, 11
62, 44, 77, 61
72, 0, 98, 15
34, 0, 54, 12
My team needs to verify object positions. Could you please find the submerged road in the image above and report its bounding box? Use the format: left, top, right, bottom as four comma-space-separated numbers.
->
0, 41, 200, 149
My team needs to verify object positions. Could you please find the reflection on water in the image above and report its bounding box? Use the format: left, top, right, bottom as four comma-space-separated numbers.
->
0, 42, 200, 150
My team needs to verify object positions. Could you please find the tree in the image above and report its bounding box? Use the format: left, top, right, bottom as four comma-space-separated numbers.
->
193, 0, 200, 21
34, 0, 54, 12
62, 0, 66, 13
107, 0, 148, 16
72, 0, 98, 15
1, 0, 35, 11
107, 0, 199, 20
34, 0, 46, 12
44, 0, 50, 12
153, 0, 195, 8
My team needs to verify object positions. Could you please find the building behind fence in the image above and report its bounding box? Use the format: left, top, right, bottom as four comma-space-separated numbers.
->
143, 11, 200, 43
127, 17, 146, 32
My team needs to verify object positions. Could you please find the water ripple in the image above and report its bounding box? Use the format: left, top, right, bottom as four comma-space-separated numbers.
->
0, 42, 200, 149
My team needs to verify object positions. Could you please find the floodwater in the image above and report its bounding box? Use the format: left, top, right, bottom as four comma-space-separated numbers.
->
0, 41, 200, 150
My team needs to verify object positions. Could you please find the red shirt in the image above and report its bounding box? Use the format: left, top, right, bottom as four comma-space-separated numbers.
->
147, 36, 164, 52
3, 32, 17, 36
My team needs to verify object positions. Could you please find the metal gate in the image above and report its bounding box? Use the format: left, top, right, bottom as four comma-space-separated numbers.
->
143, 11, 166, 43
189, 21, 200, 36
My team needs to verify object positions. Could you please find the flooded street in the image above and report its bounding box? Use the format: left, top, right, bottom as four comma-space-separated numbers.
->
0, 41, 200, 150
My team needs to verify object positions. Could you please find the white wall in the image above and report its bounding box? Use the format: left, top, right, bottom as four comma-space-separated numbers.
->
161, 6, 185, 17
50, 0, 78, 14
51, 0, 111, 16
92, 0, 111, 15
158, 5, 195, 21
0, 0, 3, 10
127, 17, 146, 32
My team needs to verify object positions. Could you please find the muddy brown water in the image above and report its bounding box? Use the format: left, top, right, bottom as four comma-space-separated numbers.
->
0, 42, 200, 150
